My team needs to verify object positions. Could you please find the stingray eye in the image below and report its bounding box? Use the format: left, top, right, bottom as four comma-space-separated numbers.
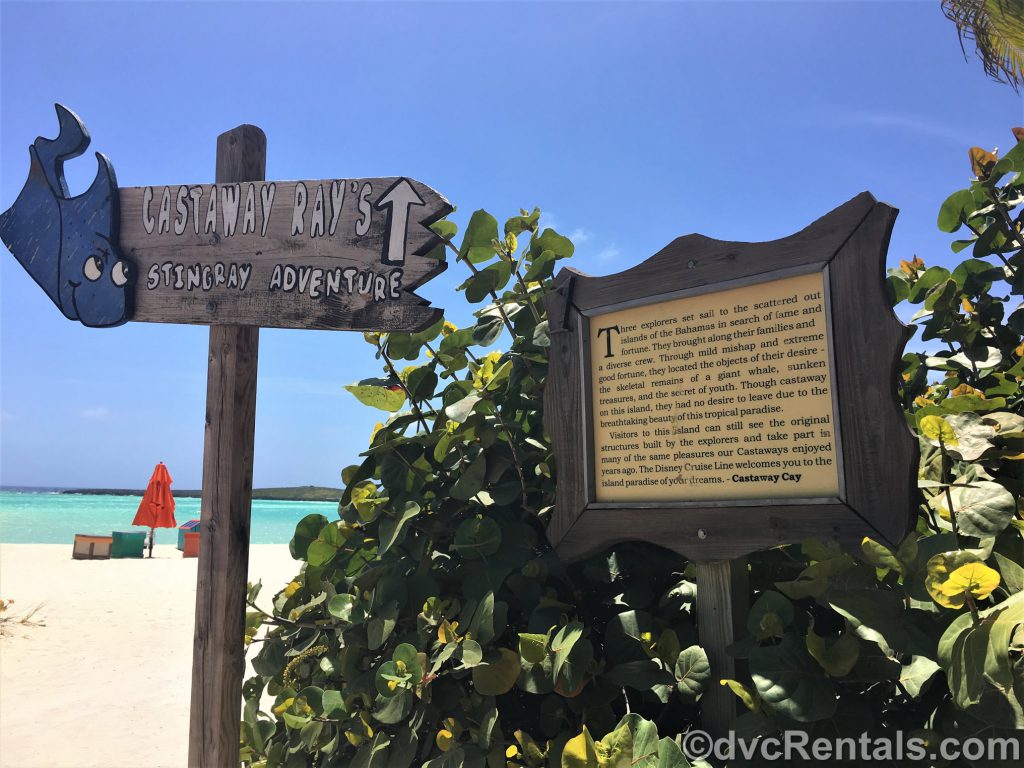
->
111, 261, 129, 287
83, 256, 103, 282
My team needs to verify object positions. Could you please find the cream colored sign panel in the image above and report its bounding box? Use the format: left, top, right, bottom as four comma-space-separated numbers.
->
591, 271, 840, 502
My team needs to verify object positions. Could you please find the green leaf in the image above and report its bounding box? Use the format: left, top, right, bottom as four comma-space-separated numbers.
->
445, 394, 482, 422
749, 634, 837, 722
899, 655, 940, 700
471, 648, 521, 696
345, 378, 406, 412
674, 645, 711, 701
451, 454, 487, 501
828, 590, 908, 657
806, 627, 860, 677
290, 513, 328, 560
431, 219, 458, 240
519, 632, 549, 664
460, 638, 484, 667
453, 516, 502, 558
949, 480, 1017, 539
504, 208, 540, 237
747, 590, 794, 640
938, 189, 975, 232
472, 316, 503, 346
606, 659, 673, 691
551, 622, 584, 682
462, 267, 501, 303
378, 501, 421, 554
530, 228, 575, 261
523, 249, 557, 282
861, 537, 904, 574
459, 210, 500, 264
946, 412, 997, 460
327, 593, 361, 623
908, 267, 952, 303
532, 320, 550, 348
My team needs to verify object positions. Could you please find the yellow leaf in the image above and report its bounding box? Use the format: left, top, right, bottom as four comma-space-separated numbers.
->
919, 415, 958, 446
961, 298, 974, 313
950, 383, 983, 398
719, 678, 760, 712
939, 562, 1000, 601
442, 321, 458, 337
506, 745, 519, 758
926, 552, 986, 609
284, 581, 301, 598
272, 697, 294, 715
561, 727, 598, 768
438, 619, 459, 644
344, 731, 365, 747
900, 259, 915, 275
969, 146, 998, 179
914, 396, 934, 407
370, 422, 383, 445
436, 729, 454, 752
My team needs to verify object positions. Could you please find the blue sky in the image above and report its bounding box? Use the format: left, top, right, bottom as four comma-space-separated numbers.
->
1, 1, 1021, 489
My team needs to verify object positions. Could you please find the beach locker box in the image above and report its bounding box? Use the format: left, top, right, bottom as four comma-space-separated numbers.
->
182, 531, 200, 558
72, 534, 113, 560
177, 519, 200, 551
111, 531, 146, 558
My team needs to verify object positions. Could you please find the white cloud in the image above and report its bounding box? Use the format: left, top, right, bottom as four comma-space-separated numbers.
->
539, 211, 560, 231
80, 407, 110, 419
569, 228, 591, 243
596, 244, 621, 262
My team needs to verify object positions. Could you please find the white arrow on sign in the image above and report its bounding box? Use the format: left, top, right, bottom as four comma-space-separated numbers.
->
375, 178, 426, 266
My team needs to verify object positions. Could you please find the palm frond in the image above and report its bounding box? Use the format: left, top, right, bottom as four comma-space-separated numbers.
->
942, 0, 1024, 90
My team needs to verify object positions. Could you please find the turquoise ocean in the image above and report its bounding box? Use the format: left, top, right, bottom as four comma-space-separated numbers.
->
0, 489, 337, 545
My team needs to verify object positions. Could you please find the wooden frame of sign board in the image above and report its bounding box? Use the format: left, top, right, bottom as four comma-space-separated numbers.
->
543, 192, 918, 564
543, 192, 918, 735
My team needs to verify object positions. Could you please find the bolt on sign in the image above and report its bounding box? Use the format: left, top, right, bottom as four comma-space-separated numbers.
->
1, 104, 450, 332
543, 193, 918, 562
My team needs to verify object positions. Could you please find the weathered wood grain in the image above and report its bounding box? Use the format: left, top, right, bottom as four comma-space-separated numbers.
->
188, 124, 263, 768
829, 204, 918, 546
120, 175, 450, 332
544, 193, 917, 561
695, 560, 748, 737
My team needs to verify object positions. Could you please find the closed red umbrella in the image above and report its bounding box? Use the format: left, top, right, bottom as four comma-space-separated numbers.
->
133, 462, 176, 557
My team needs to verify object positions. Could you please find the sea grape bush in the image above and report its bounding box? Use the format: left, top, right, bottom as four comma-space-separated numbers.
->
240, 131, 1024, 768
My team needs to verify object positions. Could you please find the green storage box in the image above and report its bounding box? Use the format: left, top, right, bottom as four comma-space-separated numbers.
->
111, 530, 146, 558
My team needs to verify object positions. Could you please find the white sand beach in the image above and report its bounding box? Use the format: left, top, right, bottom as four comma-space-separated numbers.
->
0, 544, 300, 768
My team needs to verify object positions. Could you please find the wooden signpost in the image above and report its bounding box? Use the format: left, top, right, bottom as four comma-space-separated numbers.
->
543, 192, 917, 735
0, 105, 451, 767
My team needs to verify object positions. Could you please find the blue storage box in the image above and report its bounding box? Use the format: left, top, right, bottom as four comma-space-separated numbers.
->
177, 519, 201, 550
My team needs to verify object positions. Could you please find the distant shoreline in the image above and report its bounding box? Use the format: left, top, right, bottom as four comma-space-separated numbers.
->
1, 486, 342, 502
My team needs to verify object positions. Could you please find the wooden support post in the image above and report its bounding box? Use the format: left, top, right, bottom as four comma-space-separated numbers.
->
188, 124, 266, 768
695, 558, 748, 738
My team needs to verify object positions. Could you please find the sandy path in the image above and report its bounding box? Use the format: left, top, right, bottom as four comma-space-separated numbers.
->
0, 544, 299, 768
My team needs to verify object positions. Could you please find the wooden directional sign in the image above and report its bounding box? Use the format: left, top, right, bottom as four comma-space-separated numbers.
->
0, 105, 453, 767
0, 105, 449, 331
543, 193, 918, 562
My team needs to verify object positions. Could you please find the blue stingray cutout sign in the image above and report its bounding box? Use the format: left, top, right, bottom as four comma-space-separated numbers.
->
1, 105, 132, 327
1, 104, 451, 333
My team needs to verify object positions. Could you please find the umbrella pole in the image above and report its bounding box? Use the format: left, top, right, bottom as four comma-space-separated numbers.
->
149, 527, 154, 558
